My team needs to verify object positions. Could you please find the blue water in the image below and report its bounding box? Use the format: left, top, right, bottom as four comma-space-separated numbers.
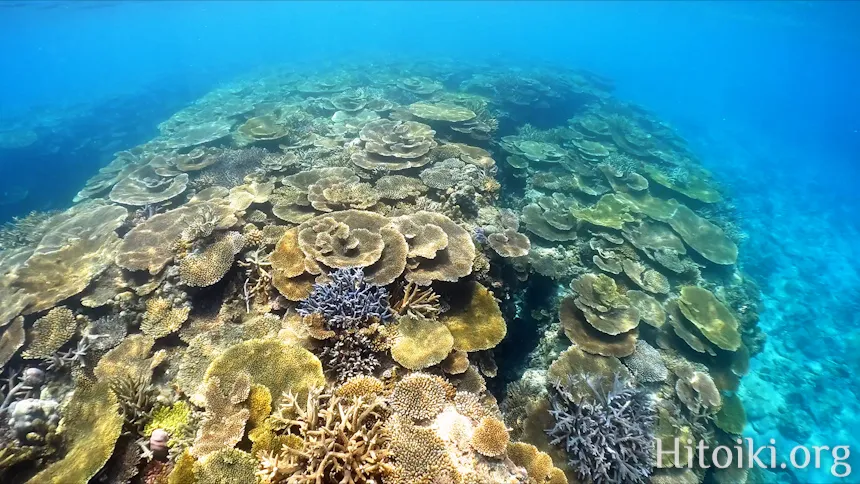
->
1, 2, 859, 482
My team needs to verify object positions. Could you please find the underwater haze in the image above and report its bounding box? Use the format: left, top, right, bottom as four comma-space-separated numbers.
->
0, 1, 859, 483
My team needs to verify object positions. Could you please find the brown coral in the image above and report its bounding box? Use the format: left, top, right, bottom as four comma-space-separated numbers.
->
141, 297, 190, 339
392, 211, 476, 285
443, 282, 507, 353
21, 306, 78, 359
391, 372, 452, 421
559, 296, 637, 357
471, 416, 510, 457
179, 231, 246, 287
351, 119, 438, 171
191, 373, 251, 457
488, 229, 531, 258
569, 273, 640, 336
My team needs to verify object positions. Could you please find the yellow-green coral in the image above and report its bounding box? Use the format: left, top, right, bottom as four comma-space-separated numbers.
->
204, 339, 325, 402
21, 307, 78, 359
141, 297, 190, 339
191, 373, 251, 457
391, 315, 454, 370
94, 333, 157, 385
0, 316, 25, 369
335, 375, 385, 399
443, 282, 507, 352
715, 393, 746, 434
571, 194, 636, 230
247, 383, 272, 429
144, 400, 192, 439
677, 286, 741, 351
193, 448, 258, 484
168, 449, 197, 484
26, 377, 123, 484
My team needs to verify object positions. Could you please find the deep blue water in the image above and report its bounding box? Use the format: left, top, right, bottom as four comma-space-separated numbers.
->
1, 2, 859, 482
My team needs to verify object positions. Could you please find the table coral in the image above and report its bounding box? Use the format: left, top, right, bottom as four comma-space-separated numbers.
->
443, 282, 507, 353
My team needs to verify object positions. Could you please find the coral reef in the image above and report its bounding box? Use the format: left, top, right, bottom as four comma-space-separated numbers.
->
0, 60, 762, 483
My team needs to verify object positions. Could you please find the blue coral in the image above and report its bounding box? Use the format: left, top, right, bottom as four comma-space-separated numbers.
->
546, 374, 655, 484
297, 267, 393, 330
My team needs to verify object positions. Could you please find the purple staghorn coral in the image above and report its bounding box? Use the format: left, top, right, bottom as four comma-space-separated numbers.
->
546, 373, 655, 484
297, 267, 393, 330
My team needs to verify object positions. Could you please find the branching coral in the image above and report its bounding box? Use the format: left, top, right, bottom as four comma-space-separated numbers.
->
391, 281, 441, 319
546, 374, 655, 484
471, 416, 510, 458
297, 267, 393, 330
260, 386, 394, 483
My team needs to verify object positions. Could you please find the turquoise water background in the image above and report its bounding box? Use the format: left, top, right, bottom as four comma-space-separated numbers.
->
1, 2, 858, 482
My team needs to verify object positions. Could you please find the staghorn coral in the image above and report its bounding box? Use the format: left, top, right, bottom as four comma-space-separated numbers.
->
547, 374, 655, 484
141, 297, 190, 339
297, 267, 393, 330
262, 386, 395, 483
21, 307, 78, 360
179, 231, 246, 287
318, 331, 381, 383
471, 416, 510, 458
391, 281, 441, 319
443, 282, 507, 353
391, 372, 452, 421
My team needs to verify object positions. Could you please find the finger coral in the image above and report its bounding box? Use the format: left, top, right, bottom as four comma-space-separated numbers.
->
546, 374, 655, 484
262, 386, 395, 483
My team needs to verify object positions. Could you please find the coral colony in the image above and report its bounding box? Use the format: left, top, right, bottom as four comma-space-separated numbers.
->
0, 61, 760, 484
